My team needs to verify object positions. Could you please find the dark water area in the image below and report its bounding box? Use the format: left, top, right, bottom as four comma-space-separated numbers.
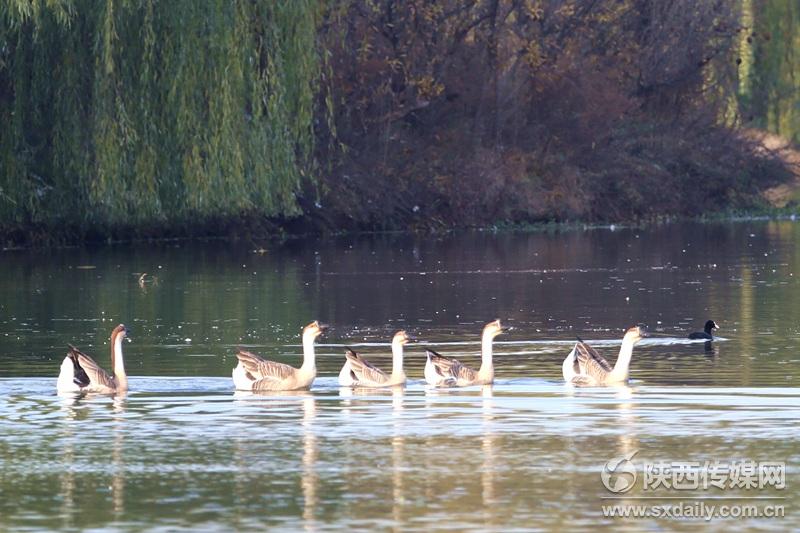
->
2, 220, 799, 385
1, 221, 798, 530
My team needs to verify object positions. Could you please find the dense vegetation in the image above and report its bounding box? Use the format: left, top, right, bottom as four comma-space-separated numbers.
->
0, 0, 796, 245
739, 0, 800, 143
0, 0, 322, 242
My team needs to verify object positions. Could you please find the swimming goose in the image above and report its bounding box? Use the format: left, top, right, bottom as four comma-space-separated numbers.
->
688, 320, 718, 340
338, 330, 410, 388
57, 324, 129, 394
424, 320, 507, 387
232, 321, 327, 391
565, 326, 647, 386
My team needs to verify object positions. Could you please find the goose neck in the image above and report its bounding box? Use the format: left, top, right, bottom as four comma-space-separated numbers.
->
112, 331, 128, 390
391, 341, 404, 377
479, 334, 495, 378
301, 333, 317, 372
609, 337, 635, 382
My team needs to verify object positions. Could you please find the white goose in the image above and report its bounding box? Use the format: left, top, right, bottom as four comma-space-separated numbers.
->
338, 330, 411, 388
424, 320, 507, 387
563, 326, 647, 386
57, 324, 129, 394
232, 321, 327, 391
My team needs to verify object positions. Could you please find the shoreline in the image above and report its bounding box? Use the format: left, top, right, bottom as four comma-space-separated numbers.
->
4, 208, 800, 252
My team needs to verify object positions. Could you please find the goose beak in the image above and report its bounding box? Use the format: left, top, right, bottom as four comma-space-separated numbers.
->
501, 326, 512, 333
317, 323, 329, 332
639, 326, 649, 338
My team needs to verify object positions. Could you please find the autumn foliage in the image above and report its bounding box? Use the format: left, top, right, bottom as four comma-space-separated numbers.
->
315, 0, 791, 229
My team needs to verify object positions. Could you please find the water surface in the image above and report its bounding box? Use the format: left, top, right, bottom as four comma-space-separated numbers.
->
1, 221, 798, 530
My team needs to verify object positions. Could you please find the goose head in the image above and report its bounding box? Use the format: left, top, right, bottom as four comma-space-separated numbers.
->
111, 324, 128, 341
623, 325, 648, 344
303, 321, 328, 340
392, 330, 412, 346
111, 324, 130, 346
483, 319, 509, 339
705, 320, 719, 333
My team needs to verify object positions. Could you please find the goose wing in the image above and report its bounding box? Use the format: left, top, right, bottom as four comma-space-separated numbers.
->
251, 375, 291, 391
67, 344, 116, 389
575, 342, 612, 383
236, 349, 297, 382
575, 339, 613, 372
454, 363, 478, 383
345, 349, 389, 385
427, 349, 476, 382
570, 374, 598, 387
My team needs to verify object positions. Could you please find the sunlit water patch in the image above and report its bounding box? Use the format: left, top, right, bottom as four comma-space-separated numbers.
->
0, 378, 797, 531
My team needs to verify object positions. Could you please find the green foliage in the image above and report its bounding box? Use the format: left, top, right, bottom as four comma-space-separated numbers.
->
0, 0, 322, 232
740, 0, 800, 142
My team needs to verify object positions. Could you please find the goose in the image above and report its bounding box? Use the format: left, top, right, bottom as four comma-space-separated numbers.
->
565, 326, 647, 386
424, 319, 507, 387
57, 324, 129, 394
232, 321, 327, 391
688, 320, 718, 340
338, 330, 411, 388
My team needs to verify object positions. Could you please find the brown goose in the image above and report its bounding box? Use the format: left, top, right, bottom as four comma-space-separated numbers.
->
338, 330, 410, 388
566, 326, 647, 386
57, 324, 129, 394
232, 321, 327, 391
424, 320, 507, 387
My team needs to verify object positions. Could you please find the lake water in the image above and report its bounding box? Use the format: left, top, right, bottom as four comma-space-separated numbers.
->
0, 221, 798, 530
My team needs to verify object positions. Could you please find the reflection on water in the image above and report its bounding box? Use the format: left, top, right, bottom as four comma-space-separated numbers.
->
58, 396, 76, 531
1, 221, 800, 530
301, 394, 317, 532
0, 378, 798, 531
480, 385, 496, 528
391, 386, 405, 529
112, 396, 126, 519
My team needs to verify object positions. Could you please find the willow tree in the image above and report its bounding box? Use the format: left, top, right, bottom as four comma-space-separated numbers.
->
0, 0, 322, 234
739, 0, 800, 142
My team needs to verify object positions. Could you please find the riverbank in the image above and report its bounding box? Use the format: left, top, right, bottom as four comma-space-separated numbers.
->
1, 3, 797, 248
6, 207, 800, 252
4, 130, 798, 249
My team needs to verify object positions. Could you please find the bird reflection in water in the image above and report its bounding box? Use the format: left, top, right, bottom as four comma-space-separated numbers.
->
391, 386, 405, 528
611, 384, 639, 497
300, 393, 318, 532
111, 395, 127, 518
58, 394, 78, 530
57, 392, 128, 526
481, 385, 498, 528
230, 390, 318, 530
